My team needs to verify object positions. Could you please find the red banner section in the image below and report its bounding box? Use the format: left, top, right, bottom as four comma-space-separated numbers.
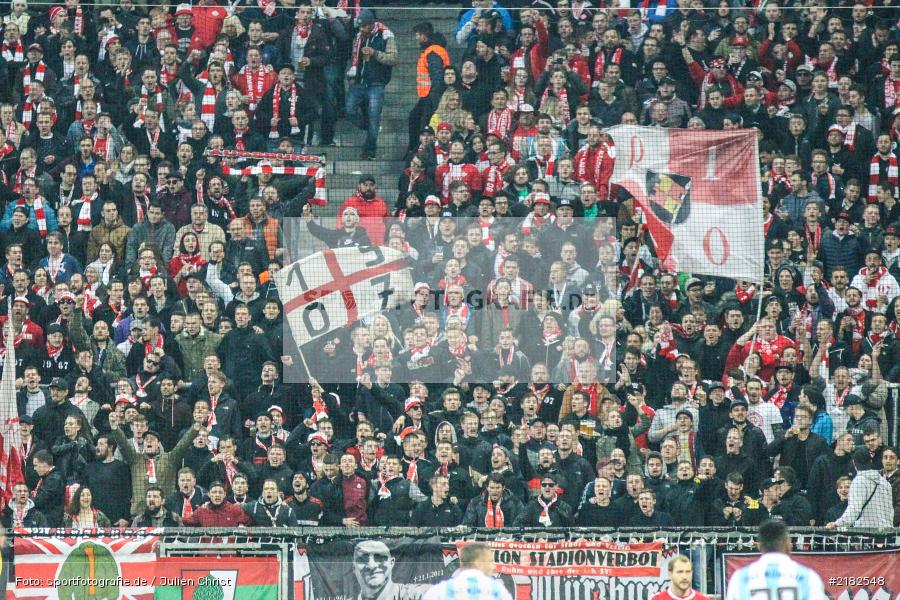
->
10, 530, 161, 600
449, 540, 676, 600
724, 551, 900, 600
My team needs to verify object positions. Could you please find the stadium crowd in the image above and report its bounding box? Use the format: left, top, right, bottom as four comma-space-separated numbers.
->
0, 0, 898, 532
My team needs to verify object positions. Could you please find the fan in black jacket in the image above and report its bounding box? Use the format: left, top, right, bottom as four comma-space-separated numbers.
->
515, 474, 574, 527
30, 450, 66, 527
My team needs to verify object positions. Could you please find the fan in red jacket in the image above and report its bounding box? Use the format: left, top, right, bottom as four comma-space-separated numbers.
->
509, 15, 549, 82
435, 140, 482, 204
231, 47, 277, 113
182, 482, 251, 527
573, 124, 615, 201
0, 296, 44, 349
337, 175, 391, 245
724, 316, 797, 383
168, 3, 219, 59
686, 54, 744, 110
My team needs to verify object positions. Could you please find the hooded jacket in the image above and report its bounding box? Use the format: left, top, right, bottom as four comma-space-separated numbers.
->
833, 469, 895, 527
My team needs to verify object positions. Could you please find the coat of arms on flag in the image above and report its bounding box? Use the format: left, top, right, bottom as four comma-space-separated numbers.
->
646, 171, 691, 225
154, 557, 279, 599
608, 125, 764, 282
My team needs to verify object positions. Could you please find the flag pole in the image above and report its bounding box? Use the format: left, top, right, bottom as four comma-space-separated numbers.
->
742, 280, 766, 373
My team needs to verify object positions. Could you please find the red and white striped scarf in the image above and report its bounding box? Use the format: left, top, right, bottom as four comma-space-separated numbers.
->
22, 61, 46, 97
242, 64, 269, 110
45, 340, 64, 360
201, 83, 218, 131
843, 123, 858, 151
533, 152, 557, 179
351, 22, 387, 72
133, 194, 150, 224
269, 83, 300, 139
486, 108, 514, 139
93, 134, 113, 161
72, 4, 84, 36
21, 96, 37, 130
259, 0, 277, 16
17, 196, 47, 237
141, 85, 165, 113
1, 40, 23, 63
76, 194, 96, 231
885, 76, 900, 110
159, 64, 177, 87
336, 0, 361, 19
593, 47, 623, 81
484, 497, 504, 528
869, 153, 898, 201
221, 163, 328, 206
767, 168, 791, 196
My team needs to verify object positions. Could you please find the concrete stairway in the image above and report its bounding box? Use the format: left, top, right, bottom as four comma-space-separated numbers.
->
308, 7, 459, 216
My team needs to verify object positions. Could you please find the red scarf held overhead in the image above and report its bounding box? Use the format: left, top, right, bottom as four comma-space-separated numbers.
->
484, 497, 505, 528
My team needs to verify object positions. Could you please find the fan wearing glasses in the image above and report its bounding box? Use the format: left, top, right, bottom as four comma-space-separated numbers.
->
515, 474, 574, 527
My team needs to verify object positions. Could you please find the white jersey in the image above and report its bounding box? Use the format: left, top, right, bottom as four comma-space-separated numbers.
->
423, 569, 512, 600
726, 553, 825, 600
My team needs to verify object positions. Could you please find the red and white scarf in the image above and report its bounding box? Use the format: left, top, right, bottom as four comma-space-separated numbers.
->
885, 76, 900, 110
21, 96, 37, 131
869, 153, 898, 201
484, 497, 505, 528
221, 163, 328, 206
593, 47, 623, 81
486, 108, 514, 139
812, 171, 837, 201
270, 83, 300, 139
1, 40, 23, 63
16, 197, 47, 237
76, 194, 96, 231
351, 22, 388, 73
337, 0, 362, 19
146, 458, 157, 483
805, 222, 822, 253
45, 340, 64, 360
259, 0, 277, 16
72, 4, 84, 36
242, 64, 269, 111
767, 168, 791, 196
133, 194, 150, 224
22, 61, 46, 97
139, 265, 158, 289
159, 64, 178, 87
93, 134, 113, 161
141, 85, 165, 113
537, 494, 557, 526
201, 82, 218, 131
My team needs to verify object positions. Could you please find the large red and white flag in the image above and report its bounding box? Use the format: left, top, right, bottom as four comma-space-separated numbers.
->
608, 125, 764, 282
0, 304, 23, 508
12, 531, 161, 599
276, 246, 413, 346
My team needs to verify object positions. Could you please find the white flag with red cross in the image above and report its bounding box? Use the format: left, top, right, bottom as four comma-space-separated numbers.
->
608, 125, 764, 282
276, 246, 413, 346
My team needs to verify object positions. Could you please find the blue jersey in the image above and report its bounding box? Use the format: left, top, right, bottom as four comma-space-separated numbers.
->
726, 553, 825, 600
